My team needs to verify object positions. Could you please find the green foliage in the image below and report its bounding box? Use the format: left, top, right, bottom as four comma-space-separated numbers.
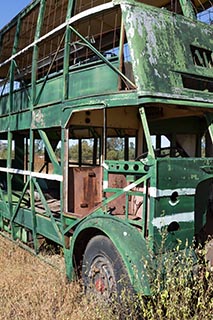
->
107, 138, 124, 160
0, 147, 7, 159
116, 240, 213, 320
106, 137, 136, 160
107, 138, 124, 151
69, 142, 78, 161
129, 141, 136, 160
69, 140, 93, 162
0, 141, 8, 159
82, 140, 93, 161
64, 137, 136, 162
107, 149, 121, 160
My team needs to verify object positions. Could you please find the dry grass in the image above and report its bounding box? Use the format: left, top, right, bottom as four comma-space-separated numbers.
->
1, 234, 213, 320
0, 235, 118, 320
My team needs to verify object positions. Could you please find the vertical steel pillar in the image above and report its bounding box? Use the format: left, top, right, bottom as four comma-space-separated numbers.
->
93, 138, 98, 165
7, 131, 14, 238
139, 107, 155, 159
7, 16, 22, 239
205, 113, 213, 157
62, 0, 75, 250
139, 107, 156, 245
124, 136, 128, 161
205, 113, 213, 143
9, 17, 21, 113
63, 0, 74, 100
62, 128, 69, 214
179, 0, 195, 19
30, 0, 46, 253
61, 127, 70, 251
29, 129, 38, 252
118, 17, 125, 90
31, 0, 46, 105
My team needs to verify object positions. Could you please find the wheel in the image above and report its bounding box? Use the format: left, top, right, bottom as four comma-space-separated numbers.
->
82, 235, 130, 299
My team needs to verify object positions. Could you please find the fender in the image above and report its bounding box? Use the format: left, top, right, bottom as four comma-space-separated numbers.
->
65, 214, 153, 295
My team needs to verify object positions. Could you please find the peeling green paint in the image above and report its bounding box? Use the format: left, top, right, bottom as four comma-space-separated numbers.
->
121, 1, 213, 103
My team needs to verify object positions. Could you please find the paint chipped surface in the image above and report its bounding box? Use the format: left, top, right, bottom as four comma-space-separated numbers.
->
152, 211, 194, 229
120, 1, 213, 104
32, 109, 45, 128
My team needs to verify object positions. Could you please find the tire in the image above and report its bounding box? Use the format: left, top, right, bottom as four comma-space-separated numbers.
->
82, 235, 131, 299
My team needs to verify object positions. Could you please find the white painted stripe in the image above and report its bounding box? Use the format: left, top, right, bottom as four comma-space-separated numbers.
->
149, 187, 157, 197
0, 167, 63, 182
152, 211, 194, 229
0, 2, 115, 68
102, 162, 109, 170
149, 187, 196, 198
103, 180, 108, 189
168, 200, 180, 206
123, 182, 137, 192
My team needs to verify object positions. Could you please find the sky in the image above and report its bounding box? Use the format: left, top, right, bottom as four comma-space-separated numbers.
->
0, 1, 31, 29
197, 7, 213, 24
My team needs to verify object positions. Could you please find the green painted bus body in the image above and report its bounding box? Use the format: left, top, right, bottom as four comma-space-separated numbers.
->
0, 0, 212, 294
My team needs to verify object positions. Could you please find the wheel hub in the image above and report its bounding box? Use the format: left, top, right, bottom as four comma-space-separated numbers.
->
88, 256, 116, 297
95, 278, 105, 293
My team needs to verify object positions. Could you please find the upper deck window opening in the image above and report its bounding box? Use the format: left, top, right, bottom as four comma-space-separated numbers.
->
41, 0, 68, 36
34, 0, 67, 80
0, 25, 16, 64
0, 4, 40, 84
190, 45, 213, 69
36, 30, 65, 80
71, 6, 121, 67
182, 74, 213, 93
18, 5, 40, 52
74, 0, 111, 15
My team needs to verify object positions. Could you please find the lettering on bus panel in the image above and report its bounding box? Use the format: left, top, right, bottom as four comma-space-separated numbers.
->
190, 45, 213, 69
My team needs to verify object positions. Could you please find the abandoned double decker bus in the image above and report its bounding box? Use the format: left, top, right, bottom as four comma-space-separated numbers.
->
0, 0, 212, 296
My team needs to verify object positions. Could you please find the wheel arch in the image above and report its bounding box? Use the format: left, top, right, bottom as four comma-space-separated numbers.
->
68, 216, 152, 295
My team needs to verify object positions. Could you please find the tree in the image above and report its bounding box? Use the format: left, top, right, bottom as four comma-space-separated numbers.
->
107, 138, 124, 160
69, 140, 93, 163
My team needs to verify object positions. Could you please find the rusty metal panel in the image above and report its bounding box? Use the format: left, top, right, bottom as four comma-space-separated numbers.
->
68, 166, 102, 215
106, 173, 127, 215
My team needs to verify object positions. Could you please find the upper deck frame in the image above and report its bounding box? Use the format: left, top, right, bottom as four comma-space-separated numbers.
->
0, 0, 212, 134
